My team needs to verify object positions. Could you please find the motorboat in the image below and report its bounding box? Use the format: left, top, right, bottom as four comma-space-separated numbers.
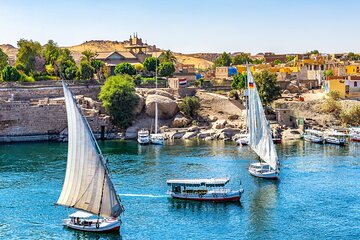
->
236, 134, 249, 146
324, 130, 347, 145
303, 129, 324, 143
137, 129, 150, 144
166, 178, 244, 202
349, 127, 360, 142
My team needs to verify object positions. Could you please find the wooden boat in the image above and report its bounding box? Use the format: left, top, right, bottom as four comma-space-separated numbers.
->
303, 129, 324, 144
245, 66, 280, 179
166, 178, 244, 202
56, 81, 124, 233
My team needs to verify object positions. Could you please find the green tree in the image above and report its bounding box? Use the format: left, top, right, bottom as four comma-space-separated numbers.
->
0, 48, 9, 71
99, 75, 139, 128
64, 65, 78, 80
80, 50, 96, 62
252, 59, 264, 64
273, 59, 282, 65
179, 96, 200, 117
286, 55, 296, 62
158, 62, 175, 77
56, 49, 77, 79
143, 57, 159, 72
114, 62, 136, 76
1, 66, 21, 81
91, 59, 105, 79
231, 73, 247, 90
214, 52, 232, 67
44, 40, 60, 65
347, 52, 360, 61
253, 70, 281, 106
135, 63, 144, 72
16, 39, 42, 74
160, 50, 177, 64
232, 53, 252, 65
78, 61, 94, 80
308, 50, 319, 55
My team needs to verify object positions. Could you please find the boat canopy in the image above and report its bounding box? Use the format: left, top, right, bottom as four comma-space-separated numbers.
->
69, 211, 93, 218
166, 178, 230, 187
305, 129, 324, 135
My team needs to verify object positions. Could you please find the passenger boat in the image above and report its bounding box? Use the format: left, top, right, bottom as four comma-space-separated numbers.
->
150, 60, 165, 145
56, 81, 124, 233
303, 129, 324, 144
137, 129, 150, 144
324, 130, 347, 145
349, 127, 360, 142
166, 178, 244, 202
245, 65, 280, 179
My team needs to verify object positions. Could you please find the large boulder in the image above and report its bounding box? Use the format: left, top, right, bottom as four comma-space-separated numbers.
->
146, 89, 175, 100
133, 94, 145, 115
146, 94, 178, 119
125, 126, 138, 139
220, 128, 241, 138
182, 131, 198, 139
172, 113, 192, 128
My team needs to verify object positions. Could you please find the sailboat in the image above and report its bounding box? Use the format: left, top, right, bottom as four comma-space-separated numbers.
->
56, 81, 124, 232
246, 66, 280, 180
150, 56, 165, 145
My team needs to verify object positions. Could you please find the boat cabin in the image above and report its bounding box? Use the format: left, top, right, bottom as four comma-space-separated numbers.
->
166, 178, 230, 194
69, 211, 95, 226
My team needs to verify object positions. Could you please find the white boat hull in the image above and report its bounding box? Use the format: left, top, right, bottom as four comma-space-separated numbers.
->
150, 134, 165, 145
304, 135, 324, 144
168, 190, 243, 202
248, 163, 279, 180
137, 137, 150, 144
324, 137, 346, 145
63, 218, 120, 233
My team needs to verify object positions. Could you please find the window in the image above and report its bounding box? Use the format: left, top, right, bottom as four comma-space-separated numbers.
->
355, 81, 358, 87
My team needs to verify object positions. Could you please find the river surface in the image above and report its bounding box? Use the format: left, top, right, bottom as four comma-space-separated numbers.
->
0, 140, 359, 239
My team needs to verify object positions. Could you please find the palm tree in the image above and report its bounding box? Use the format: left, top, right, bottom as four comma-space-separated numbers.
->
80, 50, 96, 62
160, 50, 177, 64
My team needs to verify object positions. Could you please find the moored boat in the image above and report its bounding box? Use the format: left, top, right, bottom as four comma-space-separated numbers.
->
166, 178, 244, 202
236, 134, 249, 146
303, 129, 324, 144
349, 127, 360, 142
138, 129, 150, 144
324, 130, 347, 145
57, 81, 124, 233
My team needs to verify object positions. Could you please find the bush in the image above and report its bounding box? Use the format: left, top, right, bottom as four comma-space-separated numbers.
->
321, 98, 342, 115
2, 66, 21, 81
179, 96, 200, 117
114, 62, 136, 76
20, 73, 35, 82
327, 90, 340, 100
99, 75, 139, 128
158, 62, 175, 77
78, 61, 94, 80
340, 104, 360, 126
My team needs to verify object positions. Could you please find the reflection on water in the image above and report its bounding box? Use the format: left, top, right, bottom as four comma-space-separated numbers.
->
169, 198, 242, 212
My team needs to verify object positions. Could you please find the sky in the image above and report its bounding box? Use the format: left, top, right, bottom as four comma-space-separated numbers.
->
1, 0, 359, 54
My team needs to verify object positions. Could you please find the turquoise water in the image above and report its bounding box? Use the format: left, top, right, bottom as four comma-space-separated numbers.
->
0, 140, 359, 239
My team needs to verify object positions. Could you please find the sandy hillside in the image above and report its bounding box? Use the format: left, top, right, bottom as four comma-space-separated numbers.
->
174, 53, 213, 69
65, 40, 127, 53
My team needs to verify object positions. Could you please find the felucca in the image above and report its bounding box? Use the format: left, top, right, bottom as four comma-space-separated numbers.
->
56, 81, 124, 233
150, 56, 165, 145
246, 66, 280, 180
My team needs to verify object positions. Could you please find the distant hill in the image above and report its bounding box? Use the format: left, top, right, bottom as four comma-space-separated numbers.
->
0, 40, 215, 69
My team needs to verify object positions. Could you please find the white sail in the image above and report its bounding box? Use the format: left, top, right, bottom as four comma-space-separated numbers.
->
154, 56, 158, 134
57, 81, 123, 218
246, 67, 279, 170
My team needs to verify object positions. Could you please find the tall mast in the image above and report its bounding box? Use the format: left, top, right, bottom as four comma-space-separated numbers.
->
155, 53, 158, 134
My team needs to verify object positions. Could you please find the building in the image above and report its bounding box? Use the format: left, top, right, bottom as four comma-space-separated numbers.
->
215, 67, 237, 79
94, 51, 141, 75
264, 53, 287, 63
323, 76, 346, 98
346, 76, 360, 98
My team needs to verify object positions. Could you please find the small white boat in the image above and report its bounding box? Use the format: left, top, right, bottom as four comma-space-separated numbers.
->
324, 130, 347, 145
137, 129, 150, 144
63, 211, 120, 233
150, 133, 165, 145
236, 134, 249, 146
248, 162, 279, 180
166, 178, 244, 202
303, 129, 324, 144
349, 128, 360, 142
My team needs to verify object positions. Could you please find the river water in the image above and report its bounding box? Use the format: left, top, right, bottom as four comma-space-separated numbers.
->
0, 140, 359, 239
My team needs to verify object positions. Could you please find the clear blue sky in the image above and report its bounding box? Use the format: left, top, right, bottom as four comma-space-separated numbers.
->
1, 0, 359, 54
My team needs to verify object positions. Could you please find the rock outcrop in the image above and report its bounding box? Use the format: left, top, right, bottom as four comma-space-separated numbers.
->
172, 113, 192, 128
145, 94, 178, 119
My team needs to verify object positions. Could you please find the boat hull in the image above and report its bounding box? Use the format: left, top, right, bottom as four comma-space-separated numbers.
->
248, 163, 279, 180
350, 138, 360, 142
63, 219, 120, 233
169, 190, 243, 202
248, 168, 279, 180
